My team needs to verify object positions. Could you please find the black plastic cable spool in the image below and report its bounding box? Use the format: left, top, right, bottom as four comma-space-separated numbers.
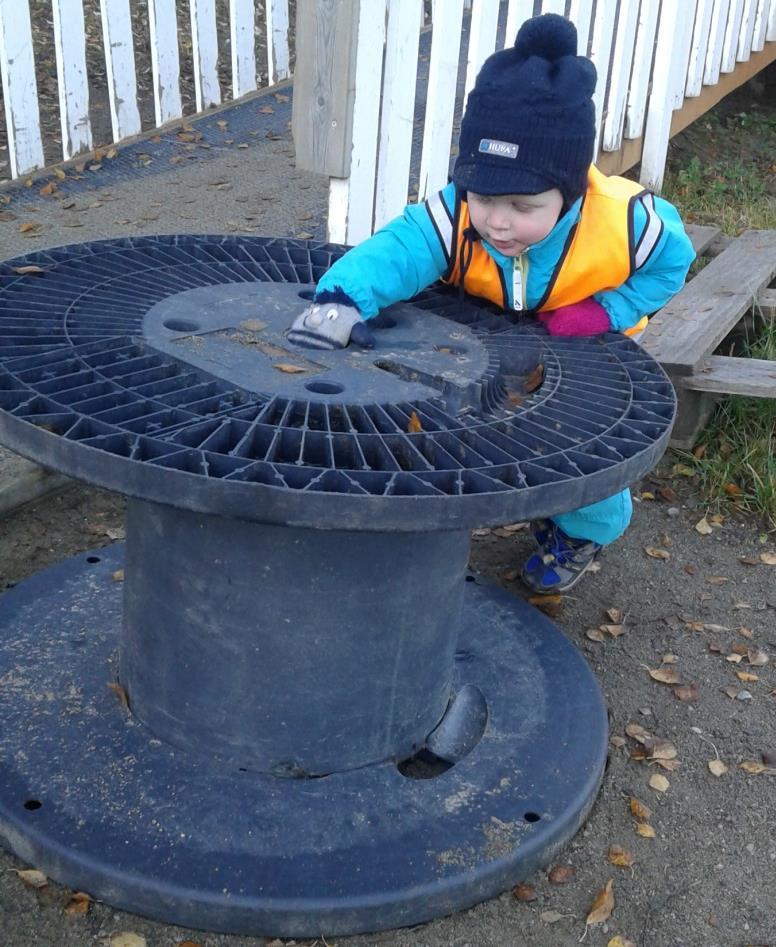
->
0, 235, 675, 936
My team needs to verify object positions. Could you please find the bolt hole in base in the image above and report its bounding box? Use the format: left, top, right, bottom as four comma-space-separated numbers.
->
86, 556, 101, 563
524, 812, 541, 823
304, 380, 345, 395
23, 799, 42, 811
163, 318, 202, 333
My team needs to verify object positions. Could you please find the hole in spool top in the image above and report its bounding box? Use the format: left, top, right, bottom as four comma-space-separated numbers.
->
24, 799, 42, 811
305, 381, 345, 395
163, 318, 201, 332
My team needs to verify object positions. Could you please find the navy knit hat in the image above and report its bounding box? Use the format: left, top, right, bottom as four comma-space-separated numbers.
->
453, 14, 597, 204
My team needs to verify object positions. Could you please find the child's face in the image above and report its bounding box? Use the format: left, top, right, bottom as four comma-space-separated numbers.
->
468, 189, 564, 256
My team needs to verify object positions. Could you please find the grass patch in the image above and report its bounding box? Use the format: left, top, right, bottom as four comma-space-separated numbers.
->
660, 97, 776, 528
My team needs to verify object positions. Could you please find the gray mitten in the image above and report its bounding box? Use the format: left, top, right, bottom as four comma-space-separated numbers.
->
287, 303, 374, 350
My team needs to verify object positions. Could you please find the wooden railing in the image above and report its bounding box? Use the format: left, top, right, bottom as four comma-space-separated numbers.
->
0, 0, 292, 179
292, 0, 776, 245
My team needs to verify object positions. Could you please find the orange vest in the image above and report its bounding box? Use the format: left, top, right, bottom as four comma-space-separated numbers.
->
443, 166, 651, 336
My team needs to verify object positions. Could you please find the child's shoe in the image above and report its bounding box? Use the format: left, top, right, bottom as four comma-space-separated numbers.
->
522, 522, 602, 594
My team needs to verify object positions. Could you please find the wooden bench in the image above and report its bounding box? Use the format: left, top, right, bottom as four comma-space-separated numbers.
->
641, 226, 776, 448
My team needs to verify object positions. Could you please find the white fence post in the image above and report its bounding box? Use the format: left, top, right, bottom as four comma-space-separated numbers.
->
505, 1, 532, 46
266, 0, 291, 84
0, 0, 45, 177
100, 0, 142, 141
148, 0, 183, 125
463, 0, 500, 109
52, 0, 93, 158
624, 0, 661, 140
686, 0, 716, 97
601, 0, 640, 153
418, 0, 465, 201
327, 0, 387, 245
230, 0, 258, 97
189, 0, 221, 110
640, 0, 696, 191
588, 0, 617, 148
752, 0, 771, 49
704, 0, 732, 84
736, 0, 760, 59
721, 0, 746, 71
374, 0, 422, 230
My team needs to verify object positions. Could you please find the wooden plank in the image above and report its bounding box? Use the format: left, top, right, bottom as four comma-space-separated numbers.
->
639, 0, 695, 191
293, 0, 360, 179
230, 0, 257, 97
721, 0, 746, 71
100, 0, 142, 141
685, 0, 716, 96
736, 0, 759, 60
601, 0, 640, 152
374, 0, 422, 230
266, 0, 291, 84
418, 0, 465, 200
685, 223, 722, 255
189, 0, 221, 110
568, 0, 594, 55
463, 0, 500, 109
148, 0, 183, 125
704, 0, 732, 84
588, 0, 617, 148
623, 0, 661, 139
0, 0, 45, 177
682, 355, 776, 396
641, 229, 776, 374
52, 0, 93, 158
756, 287, 776, 317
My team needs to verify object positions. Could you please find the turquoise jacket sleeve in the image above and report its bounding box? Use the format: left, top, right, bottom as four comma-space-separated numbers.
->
315, 184, 456, 318
594, 195, 696, 332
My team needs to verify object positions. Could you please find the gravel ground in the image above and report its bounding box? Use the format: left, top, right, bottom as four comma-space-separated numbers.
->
1, 59, 775, 947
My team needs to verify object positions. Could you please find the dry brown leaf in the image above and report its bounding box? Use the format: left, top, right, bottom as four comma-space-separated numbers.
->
731, 642, 749, 655
610, 735, 627, 748
54, 168, 67, 180
635, 822, 656, 838
528, 594, 563, 617
739, 626, 754, 639
19, 222, 40, 233
111, 569, 124, 582
661, 653, 678, 664
694, 516, 713, 535
607, 937, 636, 947
12, 868, 48, 888
724, 482, 742, 496
673, 683, 699, 701
721, 684, 746, 699
643, 737, 677, 760
65, 891, 91, 914
640, 491, 655, 500
586, 879, 614, 925
548, 865, 575, 884
759, 551, 776, 565
600, 623, 626, 637
649, 773, 669, 793
708, 759, 728, 777
107, 681, 129, 710
645, 546, 670, 560
12, 265, 45, 275
739, 556, 759, 566
629, 797, 651, 820
725, 653, 744, 664
586, 628, 606, 642
739, 760, 776, 775
407, 411, 423, 433
512, 883, 537, 901
647, 666, 682, 685
523, 363, 545, 392
736, 671, 759, 682
607, 845, 634, 868
606, 607, 624, 623
624, 723, 651, 743
655, 758, 681, 772
273, 363, 306, 374
657, 485, 679, 502
539, 910, 566, 923
747, 648, 769, 667
39, 181, 57, 197
110, 935, 147, 947
708, 575, 729, 585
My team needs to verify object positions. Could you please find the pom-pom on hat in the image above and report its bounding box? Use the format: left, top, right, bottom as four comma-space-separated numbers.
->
453, 14, 597, 204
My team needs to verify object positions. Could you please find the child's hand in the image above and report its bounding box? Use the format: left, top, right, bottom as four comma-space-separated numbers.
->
537, 299, 611, 337
287, 303, 375, 350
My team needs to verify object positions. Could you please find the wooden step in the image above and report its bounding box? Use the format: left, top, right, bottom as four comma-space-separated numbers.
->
641, 229, 776, 375
684, 224, 721, 256
681, 355, 776, 397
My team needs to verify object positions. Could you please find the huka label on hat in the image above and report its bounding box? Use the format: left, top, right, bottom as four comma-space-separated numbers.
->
478, 138, 519, 159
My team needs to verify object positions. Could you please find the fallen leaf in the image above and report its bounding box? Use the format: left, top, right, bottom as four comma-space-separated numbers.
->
708, 575, 729, 585
512, 883, 537, 901
539, 910, 566, 923
600, 623, 626, 637
655, 758, 681, 772
640, 491, 655, 500
273, 363, 306, 374
528, 594, 563, 617
760, 552, 776, 565
110, 935, 147, 947
112, 569, 125, 582
736, 671, 758, 682
259, 105, 275, 113
672, 463, 695, 477
606, 607, 624, 623
407, 411, 423, 433
724, 482, 741, 496
54, 168, 66, 180
610, 735, 627, 748
12, 265, 45, 275
607, 937, 636, 947
661, 653, 678, 664
548, 865, 575, 884
657, 485, 679, 502
739, 626, 754, 639
107, 681, 129, 710
673, 683, 699, 701
39, 181, 57, 197
586, 628, 606, 642
18, 222, 40, 233
643, 737, 677, 760
523, 363, 544, 393
217, 119, 229, 129
739, 556, 759, 566
635, 822, 656, 838
64, 891, 91, 914
739, 760, 776, 775
586, 879, 614, 925
747, 648, 769, 666
645, 546, 670, 560
647, 666, 682, 684
649, 773, 669, 792
625, 723, 651, 743
11, 868, 48, 888
694, 516, 713, 535
683, 563, 697, 575
629, 797, 651, 820
692, 443, 707, 459
708, 759, 728, 776
607, 845, 635, 868
725, 653, 744, 664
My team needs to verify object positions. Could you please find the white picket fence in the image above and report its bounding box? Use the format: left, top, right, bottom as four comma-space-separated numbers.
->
326, 0, 776, 245
0, 0, 292, 179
